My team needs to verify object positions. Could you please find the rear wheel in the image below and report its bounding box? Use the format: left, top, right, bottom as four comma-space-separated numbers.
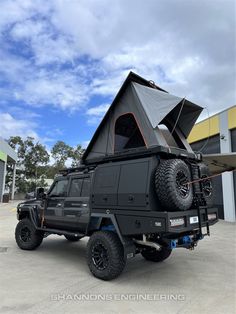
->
87, 231, 126, 280
141, 247, 172, 262
15, 218, 44, 250
64, 235, 81, 242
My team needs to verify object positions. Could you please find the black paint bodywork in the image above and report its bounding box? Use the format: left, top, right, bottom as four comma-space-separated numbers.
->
17, 151, 218, 246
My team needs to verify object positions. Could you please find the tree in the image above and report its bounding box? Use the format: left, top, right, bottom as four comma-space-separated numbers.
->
51, 141, 84, 169
70, 144, 85, 167
51, 141, 73, 169
7, 136, 84, 193
8, 136, 23, 150
8, 136, 50, 193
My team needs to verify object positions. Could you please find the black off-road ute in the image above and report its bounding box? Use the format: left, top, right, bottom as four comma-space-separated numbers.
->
15, 72, 218, 280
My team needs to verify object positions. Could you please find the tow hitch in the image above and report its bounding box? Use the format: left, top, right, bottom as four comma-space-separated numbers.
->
169, 233, 205, 250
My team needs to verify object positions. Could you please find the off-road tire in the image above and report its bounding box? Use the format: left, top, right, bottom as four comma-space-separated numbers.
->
15, 218, 44, 250
155, 159, 193, 211
141, 247, 172, 262
64, 235, 81, 242
87, 231, 126, 281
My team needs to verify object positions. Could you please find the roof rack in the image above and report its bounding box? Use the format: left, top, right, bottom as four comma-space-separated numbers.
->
59, 164, 96, 176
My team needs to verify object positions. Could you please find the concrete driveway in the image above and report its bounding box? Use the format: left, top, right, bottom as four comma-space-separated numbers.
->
0, 201, 235, 314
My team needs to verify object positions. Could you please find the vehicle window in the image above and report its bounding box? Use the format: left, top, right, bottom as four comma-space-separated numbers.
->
49, 179, 68, 197
81, 178, 90, 197
69, 178, 83, 197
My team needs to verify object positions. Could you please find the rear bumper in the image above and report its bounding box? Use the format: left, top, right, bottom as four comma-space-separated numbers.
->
115, 207, 218, 236
166, 207, 218, 234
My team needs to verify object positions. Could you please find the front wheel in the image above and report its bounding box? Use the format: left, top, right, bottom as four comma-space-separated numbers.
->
141, 247, 172, 262
15, 218, 44, 250
87, 231, 126, 280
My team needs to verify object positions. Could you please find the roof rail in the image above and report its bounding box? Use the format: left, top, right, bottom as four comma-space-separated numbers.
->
59, 164, 96, 176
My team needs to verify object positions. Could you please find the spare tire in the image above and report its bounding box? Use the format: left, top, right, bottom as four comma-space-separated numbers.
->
155, 159, 193, 211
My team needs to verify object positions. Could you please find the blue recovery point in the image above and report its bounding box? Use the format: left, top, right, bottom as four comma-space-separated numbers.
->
170, 240, 177, 249
182, 235, 192, 244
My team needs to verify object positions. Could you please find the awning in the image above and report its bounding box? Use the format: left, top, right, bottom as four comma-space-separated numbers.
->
203, 153, 236, 174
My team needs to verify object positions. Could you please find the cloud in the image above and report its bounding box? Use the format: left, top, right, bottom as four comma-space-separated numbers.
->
0, 0, 235, 123
86, 104, 110, 116
0, 51, 89, 111
0, 112, 38, 140
14, 69, 89, 110
50, 0, 236, 112
10, 18, 78, 66
0, 106, 41, 120
86, 103, 110, 125
0, 111, 55, 144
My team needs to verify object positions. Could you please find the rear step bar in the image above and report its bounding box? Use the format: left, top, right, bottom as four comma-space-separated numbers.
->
197, 205, 210, 237
192, 163, 210, 238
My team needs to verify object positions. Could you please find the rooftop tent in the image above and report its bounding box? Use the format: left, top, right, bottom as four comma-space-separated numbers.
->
82, 72, 203, 163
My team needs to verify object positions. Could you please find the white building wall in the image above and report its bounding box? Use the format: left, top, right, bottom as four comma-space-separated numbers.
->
219, 111, 236, 222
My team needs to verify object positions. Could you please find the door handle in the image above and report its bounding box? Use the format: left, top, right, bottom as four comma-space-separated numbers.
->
56, 203, 62, 207
69, 203, 88, 207
128, 195, 134, 202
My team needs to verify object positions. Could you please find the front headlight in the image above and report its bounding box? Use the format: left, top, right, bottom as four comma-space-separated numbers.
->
17, 203, 23, 210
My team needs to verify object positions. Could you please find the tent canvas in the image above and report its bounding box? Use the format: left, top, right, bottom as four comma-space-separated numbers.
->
132, 82, 203, 138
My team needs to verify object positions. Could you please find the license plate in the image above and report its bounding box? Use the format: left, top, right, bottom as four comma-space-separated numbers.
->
190, 216, 199, 224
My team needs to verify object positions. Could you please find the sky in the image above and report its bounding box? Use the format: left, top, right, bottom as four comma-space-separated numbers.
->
0, 0, 235, 149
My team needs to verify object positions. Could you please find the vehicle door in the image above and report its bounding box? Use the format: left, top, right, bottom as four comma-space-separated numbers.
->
44, 177, 69, 229
63, 175, 91, 232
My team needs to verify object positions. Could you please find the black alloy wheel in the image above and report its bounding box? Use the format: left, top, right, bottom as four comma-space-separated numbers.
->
91, 242, 109, 271
176, 170, 190, 198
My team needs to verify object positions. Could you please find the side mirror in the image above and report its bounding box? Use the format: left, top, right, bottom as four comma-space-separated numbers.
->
36, 187, 45, 199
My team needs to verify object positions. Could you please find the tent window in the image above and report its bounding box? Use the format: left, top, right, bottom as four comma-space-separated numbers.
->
114, 113, 145, 152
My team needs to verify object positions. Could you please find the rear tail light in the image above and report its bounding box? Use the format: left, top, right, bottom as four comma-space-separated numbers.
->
208, 213, 217, 220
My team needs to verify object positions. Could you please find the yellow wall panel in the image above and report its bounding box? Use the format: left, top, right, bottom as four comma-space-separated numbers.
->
188, 115, 220, 143
228, 106, 236, 130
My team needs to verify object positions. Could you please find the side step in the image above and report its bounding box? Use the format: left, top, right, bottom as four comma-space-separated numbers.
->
37, 227, 85, 238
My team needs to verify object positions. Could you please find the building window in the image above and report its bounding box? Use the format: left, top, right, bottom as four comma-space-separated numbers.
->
114, 113, 145, 152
